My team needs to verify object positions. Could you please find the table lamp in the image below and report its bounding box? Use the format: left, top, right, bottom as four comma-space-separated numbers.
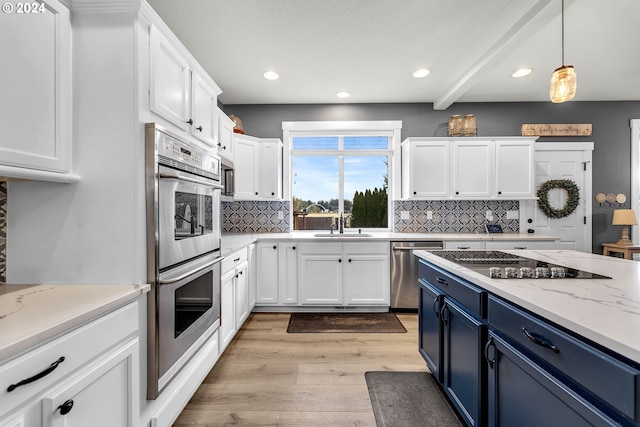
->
612, 209, 638, 246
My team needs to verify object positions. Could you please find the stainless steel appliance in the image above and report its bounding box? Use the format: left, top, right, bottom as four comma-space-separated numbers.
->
428, 250, 612, 279
221, 158, 234, 200
390, 241, 444, 310
145, 123, 224, 399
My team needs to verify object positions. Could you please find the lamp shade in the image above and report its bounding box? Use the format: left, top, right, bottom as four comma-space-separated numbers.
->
612, 209, 638, 226
549, 65, 577, 103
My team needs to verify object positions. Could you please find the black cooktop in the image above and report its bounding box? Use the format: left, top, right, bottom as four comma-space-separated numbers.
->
429, 250, 611, 280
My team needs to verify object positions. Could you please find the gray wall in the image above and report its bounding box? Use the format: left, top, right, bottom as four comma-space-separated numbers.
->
224, 101, 640, 254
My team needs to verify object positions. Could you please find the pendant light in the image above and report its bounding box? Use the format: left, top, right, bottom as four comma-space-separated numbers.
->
549, 0, 577, 103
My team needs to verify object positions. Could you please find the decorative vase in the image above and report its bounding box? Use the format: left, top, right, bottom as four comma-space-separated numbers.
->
448, 115, 462, 136
462, 114, 477, 136
228, 114, 245, 134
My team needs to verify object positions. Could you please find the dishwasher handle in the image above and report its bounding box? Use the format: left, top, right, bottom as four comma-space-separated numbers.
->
393, 245, 443, 251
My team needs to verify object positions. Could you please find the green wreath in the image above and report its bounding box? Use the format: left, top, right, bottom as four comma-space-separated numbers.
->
536, 179, 580, 219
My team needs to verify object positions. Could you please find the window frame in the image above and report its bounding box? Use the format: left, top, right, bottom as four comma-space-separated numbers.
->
282, 120, 402, 231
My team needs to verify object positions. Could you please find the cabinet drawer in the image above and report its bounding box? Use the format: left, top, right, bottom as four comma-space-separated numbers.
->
222, 247, 248, 273
0, 302, 138, 415
443, 241, 484, 250
418, 259, 485, 318
488, 295, 640, 420
484, 240, 556, 250
344, 241, 388, 255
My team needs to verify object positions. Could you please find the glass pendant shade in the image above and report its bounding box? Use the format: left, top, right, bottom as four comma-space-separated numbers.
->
549, 65, 577, 103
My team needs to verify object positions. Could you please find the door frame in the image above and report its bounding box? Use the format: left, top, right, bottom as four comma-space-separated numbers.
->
630, 119, 640, 245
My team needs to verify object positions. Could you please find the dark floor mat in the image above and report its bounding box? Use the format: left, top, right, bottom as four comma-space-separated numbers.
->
365, 371, 463, 427
286, 312, 407, 333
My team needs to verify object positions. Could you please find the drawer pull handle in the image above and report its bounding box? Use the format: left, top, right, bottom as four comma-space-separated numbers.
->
458, 246, 470, 250
58, 399, 74, 415
436, 277, 448, 286
7, 356, 65, 392
514, 246, 527, 249
484, 338, 496, 368
522, 328, 560, 353
233, 257, 240, 262
432, 297, 440, 318
440, 302, 448, 326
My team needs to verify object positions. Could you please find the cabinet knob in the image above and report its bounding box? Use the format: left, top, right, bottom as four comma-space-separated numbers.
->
338, 259, 342, 263
348, 259, 352, 263
455, 191, 459, 195
273, 245, 277, 249
293, 246, 296, 250
271, 192, 275, 196
498, 191, 502, 195
255, 192, 259, 195
58, 399, 74, 415
413, 191, 417, 195
187, 119, 193, 125
196, 126, 203, 132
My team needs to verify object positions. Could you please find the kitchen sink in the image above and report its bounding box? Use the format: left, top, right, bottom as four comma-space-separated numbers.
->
313, 233, 374, 238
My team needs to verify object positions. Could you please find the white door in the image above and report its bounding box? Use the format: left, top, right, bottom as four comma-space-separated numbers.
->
528, 143, 593, 252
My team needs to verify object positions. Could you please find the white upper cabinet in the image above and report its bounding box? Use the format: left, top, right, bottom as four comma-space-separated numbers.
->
0, 0, 76, 182
452, 140, 494, 198
149, 26, 191, 131
495, 140, 535, 198
216, 107, 235, 160
401, 137, 536, 199
150, 26, 221, 146
401, 139, 450, 198
234, 135, 283, 200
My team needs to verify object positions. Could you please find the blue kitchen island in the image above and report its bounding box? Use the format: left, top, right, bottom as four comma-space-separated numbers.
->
414, 249, 640, 427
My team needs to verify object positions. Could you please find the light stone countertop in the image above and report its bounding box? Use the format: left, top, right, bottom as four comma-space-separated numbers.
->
0, 284, 150, 363
414, 249, 640, 364
221, 232, 559, 257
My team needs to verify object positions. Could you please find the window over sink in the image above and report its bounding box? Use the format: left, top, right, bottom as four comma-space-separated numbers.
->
283, 121, 402, 231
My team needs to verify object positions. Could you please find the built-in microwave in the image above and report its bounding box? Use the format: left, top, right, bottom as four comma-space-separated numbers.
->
221, 159, 234, 200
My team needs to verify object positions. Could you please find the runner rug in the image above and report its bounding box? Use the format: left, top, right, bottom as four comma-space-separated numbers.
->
365, 371, 463, 427
286, 312, 407, 333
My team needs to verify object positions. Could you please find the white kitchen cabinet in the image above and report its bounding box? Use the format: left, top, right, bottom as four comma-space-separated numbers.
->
149, 25, 191, 132
150, 26, 221, 146
247, 243, 257, 310
484, 240, 559, 250
234, 135, 283, 200
344, 242, 389, 305
0, 302, 140, 427
452, 140, 494, 198
298, 243, 343, 305
191, 72, 218, 146
255, 242, 298, 306
401, 139, 451, 198
0, 0, 75, 182
401, 137, 537, 200
220, 248, 249, 352
216, 107, 235, 161
297, 241, 389, 307
444, 241, 485, 250
495, 140, 534, 198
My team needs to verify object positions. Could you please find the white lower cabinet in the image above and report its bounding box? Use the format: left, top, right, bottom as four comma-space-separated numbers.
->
484, 240, 559, 250
220, 248, 250, 353
255, 242, 298, 306
0, 302, 140, 427
297, 241, 390, 307
444, 241, 485, 250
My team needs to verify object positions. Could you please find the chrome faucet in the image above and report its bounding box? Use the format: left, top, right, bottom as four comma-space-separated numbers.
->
339, 212, 344, 234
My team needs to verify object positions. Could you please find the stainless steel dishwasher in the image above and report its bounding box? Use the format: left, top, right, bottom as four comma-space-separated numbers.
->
390, 241, 444, 310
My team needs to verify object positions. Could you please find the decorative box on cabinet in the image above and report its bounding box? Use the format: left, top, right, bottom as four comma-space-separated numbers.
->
149, 25, 221, 147
0, 0, 77, 182
0, 302, 140, 427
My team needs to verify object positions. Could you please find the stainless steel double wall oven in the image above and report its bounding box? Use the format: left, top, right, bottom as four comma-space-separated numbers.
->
145, 123, 223, 399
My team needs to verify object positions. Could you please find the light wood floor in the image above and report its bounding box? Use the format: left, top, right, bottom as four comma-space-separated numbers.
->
173, 312, 428, 426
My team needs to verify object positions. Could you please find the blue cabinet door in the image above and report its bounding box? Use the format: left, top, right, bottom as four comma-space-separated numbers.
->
443, 299, 485, 427
418, 280, 444, 382
485, 332, 620, 427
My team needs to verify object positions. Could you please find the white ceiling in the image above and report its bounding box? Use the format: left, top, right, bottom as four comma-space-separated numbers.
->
146, 0, 640, 109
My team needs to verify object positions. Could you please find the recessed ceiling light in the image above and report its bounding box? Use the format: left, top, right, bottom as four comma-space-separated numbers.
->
512, 68, 533, 78
336, 91, 351, 98
413, 68, 431, 78
263, 70, 280, 80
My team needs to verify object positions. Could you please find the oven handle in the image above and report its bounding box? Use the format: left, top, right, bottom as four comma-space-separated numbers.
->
159, 172, 224, 189
158, 256, 224, 284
